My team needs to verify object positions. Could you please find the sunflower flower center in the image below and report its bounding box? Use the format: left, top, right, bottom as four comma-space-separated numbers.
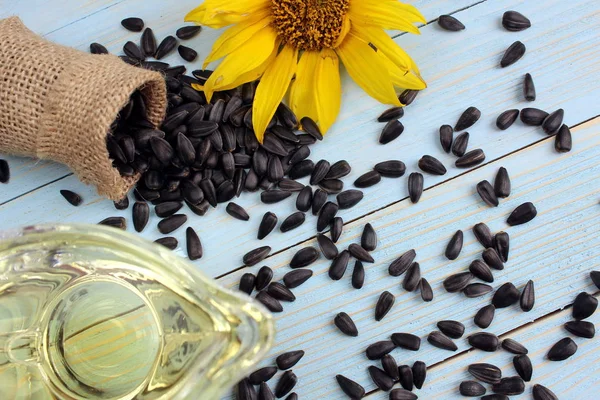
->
271, 0, 350, 51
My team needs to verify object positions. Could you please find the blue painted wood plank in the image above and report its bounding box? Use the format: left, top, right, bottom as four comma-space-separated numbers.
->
1, 0, 599, 281
215, 118, 600, 398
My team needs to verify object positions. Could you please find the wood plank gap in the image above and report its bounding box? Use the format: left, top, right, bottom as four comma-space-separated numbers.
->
214, 114, 600, 281
43, 0, 129, 37
0, 172, 73, 207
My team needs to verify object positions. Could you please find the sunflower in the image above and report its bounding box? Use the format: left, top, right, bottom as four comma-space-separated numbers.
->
185, 0, 427, 142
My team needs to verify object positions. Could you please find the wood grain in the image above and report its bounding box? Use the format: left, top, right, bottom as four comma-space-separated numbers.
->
216, 118, 600, 398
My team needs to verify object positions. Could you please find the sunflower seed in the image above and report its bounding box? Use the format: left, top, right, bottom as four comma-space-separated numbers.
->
381, 354, 399, 381
491, 168, 511, 201
520, 108, 549, 126
460, 381, 486, 396
335, 312, 358, 337
408, 172, 424, 203
542, 109, 564, 134
416, 278, 432, 302
501, 41, 526, 67
507, 202, 538, 226
573, 292, 598, 320
469, 332, 499, 352
482, 248, 504, 271
276, 350, 304, 370
428, 331, 457, 351
548, 337, 578, 361
522, 73, 537, 102
258, 382, 275, 400
182, 227, 201, 261
114, 197, 130, 210
300, 116, 323, 140
223, 202, 249, 221
533, 384, 558, 400
292, 186, 312, 212
434, 321, 463, 340
512, 354, 533, 382
402, 262, 421, 292
503, 11, 531, 31
283, 269, 312, 289
476, 180, 498, 207
351, 260, 366, 289
391, 333, 421, 351
336, 375, 365, 399
326, 160, 351, 179
288, 159, 315, 179
329, 250, 350, 280
317, 234, 338, 260
418, 155, 446, 175
375, 291, 395, 321
451, 131, 469, 157
444, 272, 473, 293
492, 282, 520, 308
456, 109, 480, 133
565, 320, 595, 339
591, 270, 600, 289
280, 212, 306, 232
260, 190, 291, 204
121, 17, 144, 32
438, 14, 466, 31
155, 36, 177, 59
311, 188, 328, 216
187, 199, 210, 216
439, 125, 454, 153
493, 232, 509, 262
154, 237, 178, 250
279, 179, 304, 192
501, 339, 529, 356
348, 244, 374, 263
469, 363, 502, 384
330, 217, 344, 243
130, 201, 149, 232
456, 149, 485, 168
366, 341, 396, 360
399, 89, 419, 105
256, 290, 282, 313
337, 190, 364, 209
368, 366, 395, 391
464, 283, 494, 298
378, 106, 405, 122
474, 304, 496, 329
249, 367, 277, 386
470, 259, 494, 283
239, 273, 255, 295
177, 45, 197, 61
175, 25, 201, 40
389, 249, 416, 276
317, 201, 339, 231
254, 213, 277, 241
474, 222, 494, 248
310, 160, 331, 185
380, 120, 404, 144
90, 42, 109, 54
519, 280, 535, 312
319, 179, 344, 194
443, 230, 463, 260
243, 246, 271, 267
354, 170, 382, 188
157, 214, 186, 234
275, 370, 297, 398
374, 160, 406, 178
357, 224, 378, 252
390, 388, 418, 400
59, 189, 82, 207
492, 376, 525, 395
496, 109, 520, 130
396, 365, 412, 391
555, 124, 572, 153
237, 378, 257, 400
253, 266, 273, 292
290, 247, 320, 268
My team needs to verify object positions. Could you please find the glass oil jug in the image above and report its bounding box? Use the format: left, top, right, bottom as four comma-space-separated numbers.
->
0, 224, 274, 399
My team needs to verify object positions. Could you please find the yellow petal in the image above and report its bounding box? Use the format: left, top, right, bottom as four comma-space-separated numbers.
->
203, 27, 278, 102
379, 51, 427, 90
253, 45, 298, 143
204, 12, 272, 67
336, 33, 400, 106
212, 45, 277, 92
351, 23, 412, 70
288, 51, 320, 122
349, 0, 424, 33
185, 0, 270, 28
314, 49, 341, 134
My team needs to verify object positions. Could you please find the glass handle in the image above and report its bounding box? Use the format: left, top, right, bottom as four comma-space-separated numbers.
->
0, 330, 41, 367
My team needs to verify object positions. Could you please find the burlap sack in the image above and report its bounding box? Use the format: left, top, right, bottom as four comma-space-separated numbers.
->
0, 17, 167, 200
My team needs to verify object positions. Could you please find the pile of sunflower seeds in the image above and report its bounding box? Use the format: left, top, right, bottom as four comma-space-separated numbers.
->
1, 8, 590, 400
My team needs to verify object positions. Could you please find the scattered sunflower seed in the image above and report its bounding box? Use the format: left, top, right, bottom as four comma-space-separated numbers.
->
290, 247, 320, 268
437, 320, 465, 339
502, 338, 529, 355
155, 201, 183, 218
495, 231, 510, 262
507, 202, 537, 225
90, 42, 109, 55
391, 333, 421, 351
132, 201, 149, 232
255, 266, 274, 291
237, 378, 257, 400
258, 212, 278, 240
520, 108, 549, 126
492, 376, 525, 395
258, 382, 275, 400
249, 366, 278, 385
390, 388, 418, 400
445, 230, 464, 260
155, 35, 178, 60
312, 188, 328, 215
334, 312, 358, 337
121, 17, 144, 32
412, 361, 427, 389
501, 41, 526, 68
452, 131, 469, 157
513, 354, 533, 382
542, 109, 564, 134
503, 11, 531, 32
477, 180, 499, 207
555, 124, 572, 153
440, 125, 454, 153
374, 160, 406, 178
348, 243, 374, 263
317, 234, 339, 260
226, 202, 250, 221
470, 259, 494, 283
256, 291, 283, 313
455, 106, 481, 131
352, 260, 365, 289
243, 246, 271, 266
573, 292, 598, 320
419, 155, 447, 175
456, 149, 485, 168
301, 117, 323, 140
438, 14, 466, 31
496, 109, 520, 130
464, 283, 494, 298
399, 89, 419, 105
428, 331, 457, 351
493, 282, 520, 308
329, 250, 350, 280
261, 189, 292, 204
469, 332, 499, 352
296, 186, 313, 212
378, 106, 404, 122
280, 211, 306, 232
368, 366, 395, 391
154, 237, 178, 250
389, 249, 417, 277
468, 363, 502, 384
520, 280, 535, 312
331, 217, 344, 242
548, 337, 578, 361
318, 201, 339, 232
494, 167, 511, 198
565, 320, 595, 339
283, 269, 313, 289
158, 214, 187, 234
532, 384, 559, 400
403, 262, 421, 292
375, 291, 395, 321
474, 304, 496, 328
382, 354, 399, 381
443, 272, 474, 293
366, 341, 397, 360
420, 278, 434, 302
276, 350, 304, 370
60, 190, 83, 206
408, 172, 424, 203
474, 222, 494, 248
354, 170, 382, 188
399, 365, 413, 391
99, 216, 127, 230
482, 248, 504, 270
380, 120, 405, 144
275, 370, 297, 398
336, 375, 365, 399
239, 273, 255, 295
524, 73, 536, 101
460, 380, 486, 396
267, 282, 296, 302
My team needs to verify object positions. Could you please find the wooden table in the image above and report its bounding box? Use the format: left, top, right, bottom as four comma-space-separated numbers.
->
2, 0, 600, 398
